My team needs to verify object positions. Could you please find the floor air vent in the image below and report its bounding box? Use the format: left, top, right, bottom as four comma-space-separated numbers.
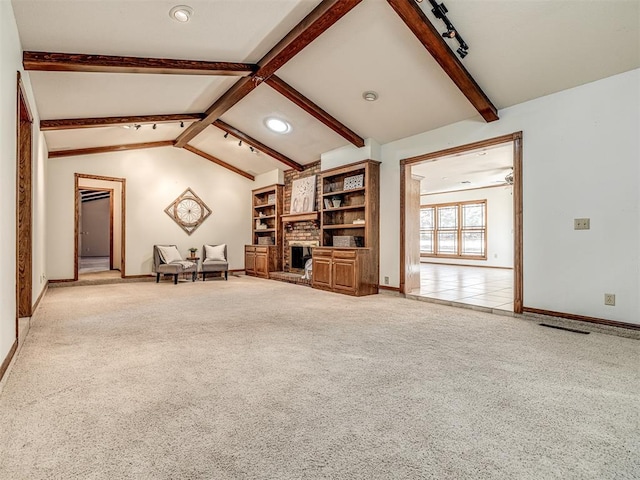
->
540, 323, 590, 334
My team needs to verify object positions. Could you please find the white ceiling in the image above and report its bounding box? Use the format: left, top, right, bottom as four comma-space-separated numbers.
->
11, 0, 640, 178
412, 143, 513, 194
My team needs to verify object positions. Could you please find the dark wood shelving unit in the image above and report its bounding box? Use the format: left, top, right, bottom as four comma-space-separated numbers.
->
245, 184, 283, 278
313, 160, 380, 296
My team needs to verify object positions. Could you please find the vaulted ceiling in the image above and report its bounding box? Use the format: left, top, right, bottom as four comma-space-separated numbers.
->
12, 0, 640, 179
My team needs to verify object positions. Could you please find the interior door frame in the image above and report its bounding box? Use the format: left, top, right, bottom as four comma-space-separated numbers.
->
399, 131, 523, 313
16, 72, 33, 320
77, 188, 114, 271
74, 174, 126, 280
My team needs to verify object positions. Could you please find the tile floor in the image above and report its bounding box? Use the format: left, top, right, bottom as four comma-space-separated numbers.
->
413, 263, 514, 312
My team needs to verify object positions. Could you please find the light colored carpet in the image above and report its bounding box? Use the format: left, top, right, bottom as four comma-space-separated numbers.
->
0, 276, 638, 479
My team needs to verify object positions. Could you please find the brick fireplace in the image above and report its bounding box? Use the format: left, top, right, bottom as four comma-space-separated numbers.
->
283, 161, 321, 271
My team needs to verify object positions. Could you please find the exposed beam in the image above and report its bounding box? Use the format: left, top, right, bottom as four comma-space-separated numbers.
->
174, 0, 363, 147
213, 120, 304, 171
48, 140, 173, 158
40, 114, 204, 131
23, 51, 256, 76
183, 145, 255, 181
265, 75, 365, 148
386, 0, 498, 122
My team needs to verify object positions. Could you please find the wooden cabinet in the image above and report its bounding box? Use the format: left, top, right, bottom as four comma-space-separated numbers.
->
312, 247, 377, 296
246, 184, 284, 277
245, 245, 278, 279
312, 160, 380, 296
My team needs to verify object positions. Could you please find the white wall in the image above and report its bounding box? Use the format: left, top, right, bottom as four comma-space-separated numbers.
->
323, 69, 640, 325
1, 1, 48, 366
47, 146, 254, 279
420, 186, 513, 268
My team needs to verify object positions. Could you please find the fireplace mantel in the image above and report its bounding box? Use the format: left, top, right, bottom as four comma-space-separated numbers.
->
281, 211, 319, 225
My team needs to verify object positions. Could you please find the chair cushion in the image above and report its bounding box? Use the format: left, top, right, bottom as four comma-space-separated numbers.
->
205, 244, 226, 262
157, 245, 182, 264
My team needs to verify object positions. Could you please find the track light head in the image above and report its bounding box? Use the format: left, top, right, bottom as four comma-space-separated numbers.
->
134, 124, 141, 130
223, 132, 229, 139
180, 121, 184, 128
238, 140, 242, 147
442, 29, 456, 39
152, 124, 157, 130
249, 147, 254, 153
457, 46, 468, 58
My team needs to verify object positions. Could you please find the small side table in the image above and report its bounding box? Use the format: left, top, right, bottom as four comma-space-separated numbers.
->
186, 256, 199, 281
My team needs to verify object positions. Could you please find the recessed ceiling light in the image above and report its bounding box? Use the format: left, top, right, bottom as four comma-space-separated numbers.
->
362, 91, 378, 102
264, 117, 291, 134
169, 5, 193, 23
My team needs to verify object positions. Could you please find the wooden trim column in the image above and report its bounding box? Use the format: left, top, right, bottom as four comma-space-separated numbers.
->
16, 72, 33, 320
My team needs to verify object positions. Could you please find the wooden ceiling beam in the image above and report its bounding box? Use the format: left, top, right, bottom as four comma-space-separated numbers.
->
265, 75, 365, 148
174, 0, 363, 148
213, 120, 304, 171
23, 51, 256, 76
386, 0, 498, 122
183, 145, 255, 181
40, 113, 204, 131
48, 140, 174, 158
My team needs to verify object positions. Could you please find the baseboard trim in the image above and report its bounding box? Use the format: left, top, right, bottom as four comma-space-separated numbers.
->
123, 274, 154, 279
420, 261, 513, 270
522, 307, 640, 331
32, 281, 48, 313
229, 269, 245, 274
0, 339, 18, 383
379, 285, 400, 292
49, 278, 75, 283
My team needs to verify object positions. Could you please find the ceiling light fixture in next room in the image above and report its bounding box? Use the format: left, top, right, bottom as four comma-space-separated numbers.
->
169, 5, 193, 23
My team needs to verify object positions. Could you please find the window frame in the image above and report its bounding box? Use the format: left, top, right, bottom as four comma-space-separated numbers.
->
420, 199, 487, 260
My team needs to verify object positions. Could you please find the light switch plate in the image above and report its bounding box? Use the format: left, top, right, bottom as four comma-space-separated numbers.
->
574, 218, 590, 230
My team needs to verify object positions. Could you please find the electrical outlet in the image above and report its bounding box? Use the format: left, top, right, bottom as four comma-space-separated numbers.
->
574, 218, 590, 230
384, 276, 389, 285
604, 293, 615, 306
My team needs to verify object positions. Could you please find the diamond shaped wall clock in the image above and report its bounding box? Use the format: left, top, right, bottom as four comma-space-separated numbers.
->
164, 188, 211, 235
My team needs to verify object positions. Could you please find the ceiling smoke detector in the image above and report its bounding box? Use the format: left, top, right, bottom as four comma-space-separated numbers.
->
169, 5, 193, 23
362, 91, 378, 102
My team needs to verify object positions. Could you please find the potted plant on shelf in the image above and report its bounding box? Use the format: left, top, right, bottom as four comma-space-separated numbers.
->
188, 247, 198, 258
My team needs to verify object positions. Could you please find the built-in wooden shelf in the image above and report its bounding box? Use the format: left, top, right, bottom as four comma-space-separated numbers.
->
255, 228, 276, 233
254, 215, 276, 220
322, 223, 365, 229
281, 211, 319, 223
254, 203, 276, 210
322, 186, 365, 197
323, 204, 365, 212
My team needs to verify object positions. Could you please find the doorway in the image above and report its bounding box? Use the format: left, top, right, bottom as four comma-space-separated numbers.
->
78, 189, 113, 276
74, 174, 126, 281
400, 132, 523, 314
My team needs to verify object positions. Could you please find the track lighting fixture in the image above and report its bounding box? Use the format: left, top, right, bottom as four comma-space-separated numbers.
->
426, 0, 470, 59
152, 124, 157, 130
249, 147, 254, 153
134, 124, 141, 130
224, 132, 229, 139
180, 121, 184, 128
238, 140, 243, 147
